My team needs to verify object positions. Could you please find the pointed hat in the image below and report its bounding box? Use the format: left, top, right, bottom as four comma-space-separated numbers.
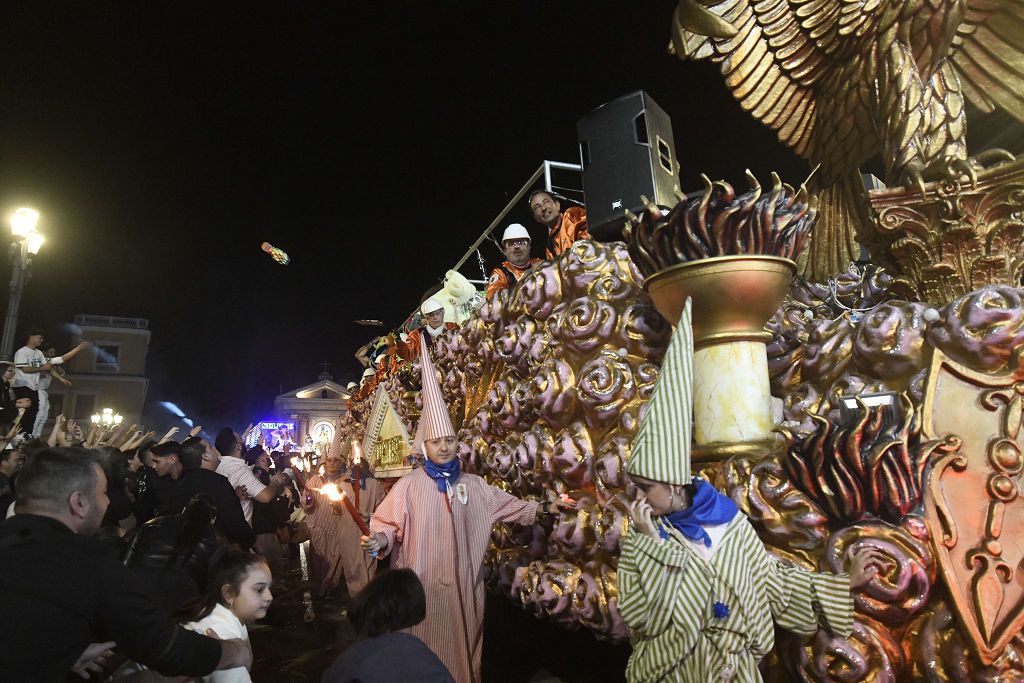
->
627, 297, 694, 485
417, 333, 455, 442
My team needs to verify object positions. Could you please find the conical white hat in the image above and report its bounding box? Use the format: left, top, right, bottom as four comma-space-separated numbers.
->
626, 297, 694, 485
417, 333, 455, 442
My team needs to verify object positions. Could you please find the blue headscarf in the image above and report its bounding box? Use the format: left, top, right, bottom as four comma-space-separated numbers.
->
424, 457, 460, 495
658, 480, 738, 547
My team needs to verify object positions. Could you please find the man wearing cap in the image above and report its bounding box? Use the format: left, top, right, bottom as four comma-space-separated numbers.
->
617, 299, 884, 683
485, 224, 543, 300
528, 190, 590, 260
390, 298, 459, 362
362, 336, 570, 682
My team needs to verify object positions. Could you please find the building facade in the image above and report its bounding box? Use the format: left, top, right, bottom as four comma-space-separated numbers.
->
272, 373, 349, 455
48, 314, 151, 427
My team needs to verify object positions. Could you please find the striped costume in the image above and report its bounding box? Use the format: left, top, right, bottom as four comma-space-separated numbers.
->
618, 514, 852, 682
305, 473, 385, 598
337, 476, 386, 596
619, 298, 854, 681
369, 467, 539, 683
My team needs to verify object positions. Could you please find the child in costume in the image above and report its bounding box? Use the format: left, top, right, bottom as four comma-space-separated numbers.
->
618, 299, 885, 683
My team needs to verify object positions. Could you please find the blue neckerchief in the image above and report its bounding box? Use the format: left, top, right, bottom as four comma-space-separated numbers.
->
349, 469, 367, 490
424, 457, 460, 495
658, 480, 738, 547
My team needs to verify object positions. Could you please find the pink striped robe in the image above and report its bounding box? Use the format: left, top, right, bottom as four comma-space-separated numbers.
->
337, 476, 386, 596
306, 474, 385, 597
370, 467, 539, 683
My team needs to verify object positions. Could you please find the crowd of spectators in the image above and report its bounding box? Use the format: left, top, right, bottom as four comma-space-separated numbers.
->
0, 407, 409, 681
0, 193, 591, 681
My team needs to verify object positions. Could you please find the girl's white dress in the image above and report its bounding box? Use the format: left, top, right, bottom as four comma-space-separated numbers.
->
185, 603, 251, 683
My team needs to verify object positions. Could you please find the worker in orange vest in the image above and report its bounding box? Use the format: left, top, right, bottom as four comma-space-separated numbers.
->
528, 190, 589, 260
485, 224, 543, 300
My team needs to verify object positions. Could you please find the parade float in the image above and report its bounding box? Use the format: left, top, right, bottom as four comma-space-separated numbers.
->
338, 1, 1024, 679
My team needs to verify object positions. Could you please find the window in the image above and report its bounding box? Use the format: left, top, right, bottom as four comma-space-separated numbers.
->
95, 343, 120, 372
75, 394, 95, 421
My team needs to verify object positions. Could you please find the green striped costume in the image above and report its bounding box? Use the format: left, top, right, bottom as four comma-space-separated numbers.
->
618, 516, 853, 682
620, 298, 853, 681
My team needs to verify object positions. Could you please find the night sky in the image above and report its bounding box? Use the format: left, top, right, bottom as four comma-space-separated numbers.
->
2, 3, 1021, 429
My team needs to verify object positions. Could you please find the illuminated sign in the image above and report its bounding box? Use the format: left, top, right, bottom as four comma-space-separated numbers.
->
259, 421, 295, 431
244, 421, 296, 448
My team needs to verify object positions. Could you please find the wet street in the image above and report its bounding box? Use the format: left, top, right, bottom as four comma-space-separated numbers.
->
249, 542, 630, 683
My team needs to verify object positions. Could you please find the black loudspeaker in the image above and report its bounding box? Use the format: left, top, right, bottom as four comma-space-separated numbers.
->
577, 90, 680, 241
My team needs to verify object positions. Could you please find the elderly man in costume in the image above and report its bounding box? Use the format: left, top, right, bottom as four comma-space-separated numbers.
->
485, 223, 543, 300
618, 299, 885, 683
361, 336, 569, 682
303, 434, 386, 599
528, 190, 589, 260
391, 298, 459, 362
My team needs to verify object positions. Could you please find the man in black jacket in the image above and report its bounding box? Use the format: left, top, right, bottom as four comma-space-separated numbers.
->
157, 437, 257, 549
0, 447, 251, 681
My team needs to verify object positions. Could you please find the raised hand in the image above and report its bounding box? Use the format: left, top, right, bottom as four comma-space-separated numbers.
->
189, 425, 203, 438
158, 427, 179, 444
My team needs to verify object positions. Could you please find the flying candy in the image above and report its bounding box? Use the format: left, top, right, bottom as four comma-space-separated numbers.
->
261, 242, 291, 266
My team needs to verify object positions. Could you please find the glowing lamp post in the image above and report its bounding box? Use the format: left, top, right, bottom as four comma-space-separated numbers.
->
0, 208, 46, 360
91, 408, 123, 427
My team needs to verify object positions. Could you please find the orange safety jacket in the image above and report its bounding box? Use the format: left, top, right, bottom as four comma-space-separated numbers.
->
391, 323, 460, 361
486, 258, 543, 299
545, 206, 590, 259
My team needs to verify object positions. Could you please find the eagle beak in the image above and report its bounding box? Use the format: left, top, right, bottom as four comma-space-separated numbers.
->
674, 0, 738, 40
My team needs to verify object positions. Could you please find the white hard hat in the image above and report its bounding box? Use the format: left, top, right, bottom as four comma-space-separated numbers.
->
502, 223, 530, 242
421, 298, 444, 315
362, 368, 375, 378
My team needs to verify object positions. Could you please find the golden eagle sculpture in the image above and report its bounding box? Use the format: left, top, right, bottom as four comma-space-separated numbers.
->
670, 0, 1024, 278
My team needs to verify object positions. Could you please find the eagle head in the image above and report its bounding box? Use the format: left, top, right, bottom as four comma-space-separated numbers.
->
671, 0, 738, 59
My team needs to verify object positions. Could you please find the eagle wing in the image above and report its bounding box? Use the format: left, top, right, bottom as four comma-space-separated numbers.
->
671, 0, 888, 166
950, 0, 1024, 122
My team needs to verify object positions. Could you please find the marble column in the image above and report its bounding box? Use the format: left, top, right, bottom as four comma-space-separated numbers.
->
692, 340, 773, 445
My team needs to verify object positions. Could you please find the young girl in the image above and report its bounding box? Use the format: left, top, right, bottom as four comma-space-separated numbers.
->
618, 300, 885, 682
185, 550, 274, 682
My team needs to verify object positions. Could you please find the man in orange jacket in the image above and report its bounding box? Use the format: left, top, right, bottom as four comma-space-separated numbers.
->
529, 190, 590, 260
485, 224, 543, 300
390, 298, 459, 361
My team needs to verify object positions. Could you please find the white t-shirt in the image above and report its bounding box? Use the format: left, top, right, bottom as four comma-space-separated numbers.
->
37, 355, 64, 392
13, 347, 46, 390
216, 456, 266, 524
185, 603, 251, 683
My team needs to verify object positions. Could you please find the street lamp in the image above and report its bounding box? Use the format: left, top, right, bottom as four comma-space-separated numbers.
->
0, 208, 46, 360
91, 407, 123, 426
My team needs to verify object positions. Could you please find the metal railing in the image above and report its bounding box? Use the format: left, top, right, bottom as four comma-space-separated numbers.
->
450, 160, 582, 274
391, 160, 583, 329
73, 314, 150, 330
